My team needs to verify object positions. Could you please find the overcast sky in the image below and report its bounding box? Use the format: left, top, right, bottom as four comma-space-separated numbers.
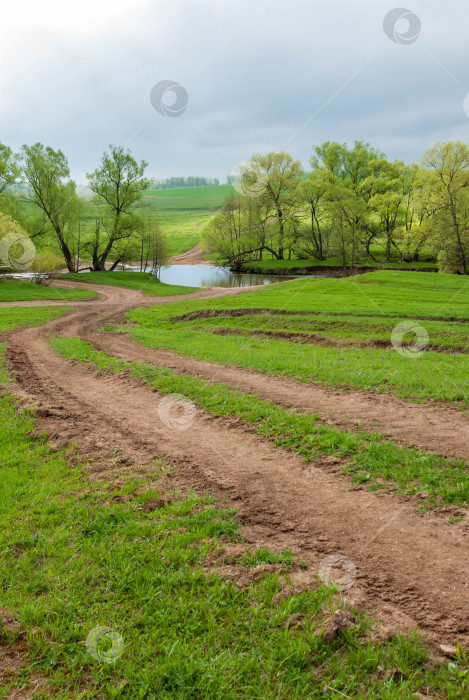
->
2, 0, 469, 183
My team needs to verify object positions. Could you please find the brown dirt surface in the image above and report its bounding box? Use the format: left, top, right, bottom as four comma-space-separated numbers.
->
3, 279, 469, 651
171, 242, 208, 265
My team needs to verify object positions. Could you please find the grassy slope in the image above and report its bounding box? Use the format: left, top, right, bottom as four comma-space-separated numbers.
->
0, 280, 95, 302
117, 271, 469, 406
135, 184, 234, 256
62, 271, 197, 295
51, 337, 469, 510
3, 346, 466, 697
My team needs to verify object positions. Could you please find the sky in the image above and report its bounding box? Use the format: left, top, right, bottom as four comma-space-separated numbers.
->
1, 0, 469, 183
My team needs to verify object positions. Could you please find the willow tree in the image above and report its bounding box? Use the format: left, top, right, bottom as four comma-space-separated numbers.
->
87, 145, 148, 271
20, 143, 79, 272
247, 152, 303, 259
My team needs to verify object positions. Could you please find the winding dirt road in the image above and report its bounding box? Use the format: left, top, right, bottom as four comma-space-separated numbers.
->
4, 280, 469, 650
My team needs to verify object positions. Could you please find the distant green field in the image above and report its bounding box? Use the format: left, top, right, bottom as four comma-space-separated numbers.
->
0, 280, 95, 302
62, 271, 197, 296
140, 185, 235, 256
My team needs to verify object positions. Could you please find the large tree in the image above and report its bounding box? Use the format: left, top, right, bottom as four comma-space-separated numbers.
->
422, 141, 469, 274
245, 152, 303, 259
87, 145, 149, 270
20, 143, 80, 272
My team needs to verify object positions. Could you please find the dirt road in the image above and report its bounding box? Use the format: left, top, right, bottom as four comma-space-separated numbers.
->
171, 242, 208, 265
4, 281, 469, 649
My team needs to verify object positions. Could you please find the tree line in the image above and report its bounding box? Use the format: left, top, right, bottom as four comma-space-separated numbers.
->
205, 141, 469, 274
149, 176, 220, 189
0, 143, 168, 273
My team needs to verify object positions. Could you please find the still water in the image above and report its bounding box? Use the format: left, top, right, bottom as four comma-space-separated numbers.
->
5, 265, 300, 288
157, 264, 297, 288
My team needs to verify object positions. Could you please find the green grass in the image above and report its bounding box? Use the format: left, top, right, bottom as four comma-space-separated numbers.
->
50, 337, 469, 509
61, 271, 198, 296
187, 312, 469, 351
1, 343, 468, 698
0, 279, 95, 302
108, 272, 469, 406
241, 258, 439, 274
0, 306, 73, 332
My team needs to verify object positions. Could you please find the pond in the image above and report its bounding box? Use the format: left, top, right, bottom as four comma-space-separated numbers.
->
4, 265, 302, 288
146, 265, 299, 288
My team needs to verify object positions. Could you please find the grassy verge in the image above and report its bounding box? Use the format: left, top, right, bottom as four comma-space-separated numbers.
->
4, 348, 468, 696
62, 271, 198, 296
0, 279, 95, 302
0, 306, 74, 332
50, 338, 469, 511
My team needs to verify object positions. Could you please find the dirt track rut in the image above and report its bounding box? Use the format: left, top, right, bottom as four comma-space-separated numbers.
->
4, 281, 469, 649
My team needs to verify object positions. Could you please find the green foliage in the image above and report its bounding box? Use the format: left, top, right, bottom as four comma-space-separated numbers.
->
20, 143, 81, 271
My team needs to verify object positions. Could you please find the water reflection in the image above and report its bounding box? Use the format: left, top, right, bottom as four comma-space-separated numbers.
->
157, 264, 297, 288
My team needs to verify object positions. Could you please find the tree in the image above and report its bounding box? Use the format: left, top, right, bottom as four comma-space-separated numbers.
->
87, 145, 149, 271
20, 143, 80, 272
202, 194, 258, 270
364, 159, 410, 261
246, 152, 304, 259
0, 143, 20, 196
422, 141, 469, 274
295, 170, 332, 260
149, 225, 170, 279
328, 182, 366, 274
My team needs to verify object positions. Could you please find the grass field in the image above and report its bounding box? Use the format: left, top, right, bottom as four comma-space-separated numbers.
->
0, 279, 95, 302
135, 184, 235, 256
62, 271, 197, 296
113, 271, 469, 406
0, 306, 73, 332
1, 343, 467, 698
